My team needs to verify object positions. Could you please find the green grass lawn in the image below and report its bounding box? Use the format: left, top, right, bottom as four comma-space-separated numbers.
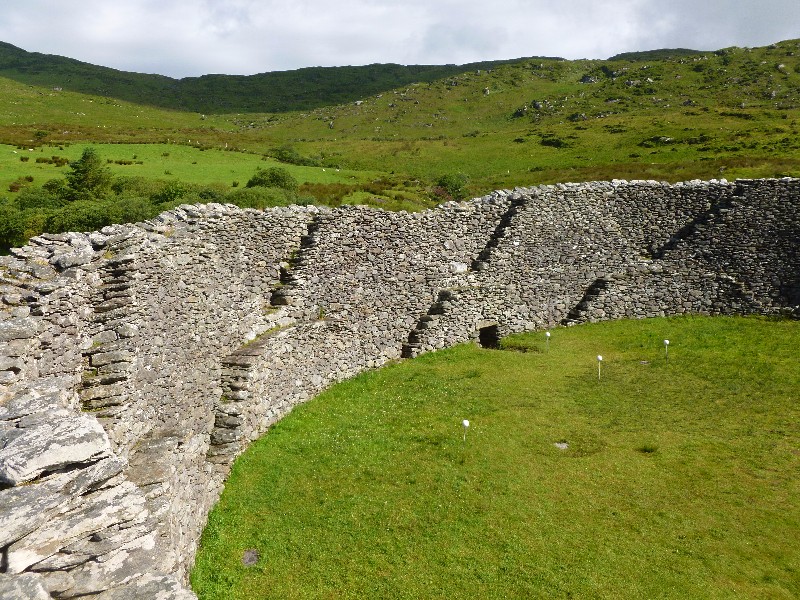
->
191, 316, 800, 599
0, 142, 379, 193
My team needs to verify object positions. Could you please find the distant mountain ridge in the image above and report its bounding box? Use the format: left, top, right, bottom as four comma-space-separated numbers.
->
0, 41, 563, 114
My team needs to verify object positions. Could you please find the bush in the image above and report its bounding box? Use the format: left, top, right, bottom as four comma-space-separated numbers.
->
111, 176, 163, 198
433, 172, 469, 200
226, 187, 296, 209
540, 135, 570, 148
197, 187, 226, 202
45, 200, 115, 233
43, 178, 70, 196
15, 186, 65, 211
246, 167, 299, 191
269, 144, 321, 167
0, 203, 27, 251
299, 182, 358, 206
111, 197, 159, 224
151, 181, 189, 205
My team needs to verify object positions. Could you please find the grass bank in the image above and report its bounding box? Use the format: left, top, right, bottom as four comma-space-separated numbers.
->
191, 316, 800, 599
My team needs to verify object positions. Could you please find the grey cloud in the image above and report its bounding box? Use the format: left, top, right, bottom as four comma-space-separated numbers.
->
632, 0, 800, 52
0, 0, 797, 77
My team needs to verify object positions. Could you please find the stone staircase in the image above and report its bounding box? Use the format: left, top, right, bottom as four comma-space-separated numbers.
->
268, 216, 322, 312
562, 276, 613, 325
401, 289, 457, 358
402, 194, 528, 358
470, 194, 527, 271
208, 214, 325, 464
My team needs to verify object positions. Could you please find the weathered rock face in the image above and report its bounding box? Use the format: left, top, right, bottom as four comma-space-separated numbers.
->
1, 180, 798, 598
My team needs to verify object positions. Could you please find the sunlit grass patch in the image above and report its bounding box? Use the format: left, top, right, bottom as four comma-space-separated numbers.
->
191, 316, 800, 599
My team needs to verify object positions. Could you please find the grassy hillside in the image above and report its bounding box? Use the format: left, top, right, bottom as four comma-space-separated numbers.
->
233, 40, 800, 189
191, 315, 800, 599
1, 39, 799, 248
0, 41, 545, 113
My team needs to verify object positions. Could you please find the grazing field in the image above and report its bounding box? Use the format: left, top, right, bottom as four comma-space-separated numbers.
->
2, 40, 800, 251
0, 143, 378, 194
191, 316, 800, 599
3, 40, 800, 203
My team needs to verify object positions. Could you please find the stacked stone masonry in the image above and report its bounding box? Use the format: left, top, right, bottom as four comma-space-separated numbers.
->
1, 179, 798, 598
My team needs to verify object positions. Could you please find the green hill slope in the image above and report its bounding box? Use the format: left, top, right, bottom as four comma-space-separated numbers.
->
0, 41, 550, 113
1, 38, 799, 248
223, 39, 800, 187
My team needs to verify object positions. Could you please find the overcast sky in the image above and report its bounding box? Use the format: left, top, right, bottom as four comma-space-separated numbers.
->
1, 1, 798, 78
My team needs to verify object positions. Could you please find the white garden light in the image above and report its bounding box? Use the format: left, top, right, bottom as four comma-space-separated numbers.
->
545, 330, 551, 352
597, 354, 603, 380
664, 339, 670, 363
462, 419, 470, 442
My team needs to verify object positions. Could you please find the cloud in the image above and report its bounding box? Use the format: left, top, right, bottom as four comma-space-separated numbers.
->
631, 0, 800, 52
0, 0, 797, 78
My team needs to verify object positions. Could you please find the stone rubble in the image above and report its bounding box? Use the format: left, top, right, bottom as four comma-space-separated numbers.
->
0, 180, 798, 598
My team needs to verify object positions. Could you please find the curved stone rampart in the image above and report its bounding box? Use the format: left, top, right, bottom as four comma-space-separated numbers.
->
1, 178, 798, 598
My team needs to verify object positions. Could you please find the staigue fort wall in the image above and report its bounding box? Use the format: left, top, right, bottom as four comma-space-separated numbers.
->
1, 178, 798, 598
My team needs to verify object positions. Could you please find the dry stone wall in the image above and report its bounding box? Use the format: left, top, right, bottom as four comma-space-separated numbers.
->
1, 179, 798, 598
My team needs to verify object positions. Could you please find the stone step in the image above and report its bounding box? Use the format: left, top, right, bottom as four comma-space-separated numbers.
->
400, 343, 421, 359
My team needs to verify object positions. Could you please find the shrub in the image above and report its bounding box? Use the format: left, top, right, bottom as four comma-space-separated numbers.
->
299, 182, 358, 206
0, 203, 26, 251
226, 187, 295, 209
45, 200, 114, 233
540, 135, 570, 148
151, 181, 189, 205
433, 172, 469, 200
43, 178, 71, 200
269, 144, 321, 167
111, 197, 159, 224
8, 177, 35, 194
197, 187, 226, 202
246, 167, 299, 191
111, 176, 163, 198
16, 186, 65, 211
34, 156, 69, 166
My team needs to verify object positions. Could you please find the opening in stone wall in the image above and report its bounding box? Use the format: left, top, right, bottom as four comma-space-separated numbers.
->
478, 324, 501, 349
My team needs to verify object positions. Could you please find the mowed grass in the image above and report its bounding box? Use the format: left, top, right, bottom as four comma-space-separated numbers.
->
190, 316, 800, 599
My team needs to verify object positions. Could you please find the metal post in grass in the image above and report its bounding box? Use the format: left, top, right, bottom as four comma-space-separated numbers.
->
462, 419, 470, 443
545, 330, 551, 353
664, 339, 670, 363
597, 355, 603, 380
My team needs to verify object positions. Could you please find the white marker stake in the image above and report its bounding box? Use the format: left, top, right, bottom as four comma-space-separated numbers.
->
545, 331, 551, 352
597, 355, 603, 380
664, 339, 670, 363
462, 419, 470, 443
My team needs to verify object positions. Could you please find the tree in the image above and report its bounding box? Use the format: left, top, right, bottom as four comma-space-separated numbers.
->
246, 167, 299, 191
65, 147, 111, 201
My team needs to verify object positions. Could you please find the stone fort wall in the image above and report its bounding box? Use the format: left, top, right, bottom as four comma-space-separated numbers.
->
0, 178, 798, 598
